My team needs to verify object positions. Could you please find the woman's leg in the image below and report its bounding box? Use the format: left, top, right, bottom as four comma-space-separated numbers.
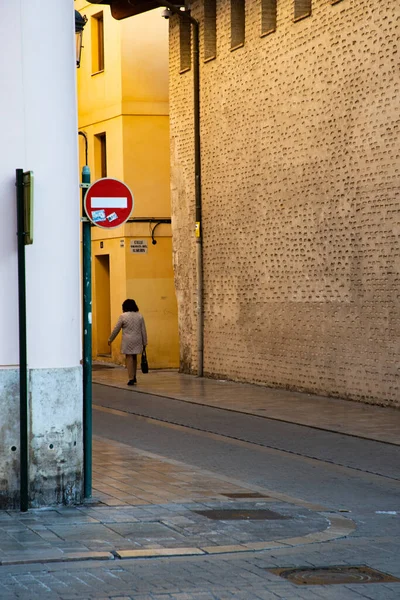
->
126, 355, 134, 381
126, 354, 138, 383
132, 355, 137, 381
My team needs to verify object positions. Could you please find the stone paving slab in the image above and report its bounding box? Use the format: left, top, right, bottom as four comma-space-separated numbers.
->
0, 498, 347, 565
0, 439, 355, 567
92, 368, 400, 445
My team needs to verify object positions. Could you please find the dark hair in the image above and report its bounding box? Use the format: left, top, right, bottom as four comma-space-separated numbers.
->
122, 299, 139, 313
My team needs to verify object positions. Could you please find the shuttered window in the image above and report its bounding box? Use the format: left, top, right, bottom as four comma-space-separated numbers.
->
180, 19, 191, 72
294, 0, 311, 22
94, 133, 107, 179
261, 0, 276, 36
231, 0, 245, 50
204, 0, 217, 61
91, 12, 105, 73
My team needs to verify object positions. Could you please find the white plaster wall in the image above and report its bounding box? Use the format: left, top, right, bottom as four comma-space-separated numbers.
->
0, 0, 81, 369
0, 1, 83, 507
0, 5, 24, 365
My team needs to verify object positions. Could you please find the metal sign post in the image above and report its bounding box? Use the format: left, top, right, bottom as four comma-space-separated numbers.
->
16, 168, 34, 512
81, 165, 92, 499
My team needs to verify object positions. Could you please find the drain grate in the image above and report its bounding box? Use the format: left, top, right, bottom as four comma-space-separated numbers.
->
194, 509, 288, 521
270, 565, 400, 586
222, 493, 270, 499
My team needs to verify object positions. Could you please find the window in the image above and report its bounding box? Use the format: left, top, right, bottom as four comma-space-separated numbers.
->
91, 12, 104, 73
94, 133, 107, 179
261, 0, 276, 36
294, 0, 311, 21
180, 19, 192, 72
204, 0, 217, 61
231, 0, 245, 50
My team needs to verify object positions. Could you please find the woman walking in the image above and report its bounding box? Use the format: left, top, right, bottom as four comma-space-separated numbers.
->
108, 299, 147, 385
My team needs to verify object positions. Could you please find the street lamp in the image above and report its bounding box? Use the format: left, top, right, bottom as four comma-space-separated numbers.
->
75, 10, 87, 68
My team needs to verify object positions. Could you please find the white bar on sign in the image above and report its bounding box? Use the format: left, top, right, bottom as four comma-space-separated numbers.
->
91, 197, 128, 208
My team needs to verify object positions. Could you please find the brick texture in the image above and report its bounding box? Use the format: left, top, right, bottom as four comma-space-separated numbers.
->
169, 0, 400, 406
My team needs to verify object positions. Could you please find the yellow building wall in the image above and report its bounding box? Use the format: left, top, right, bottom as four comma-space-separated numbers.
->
75, 2, 122, 124
120, 10, 169, 112
80, 118, 124, 181
124, 230, 179, 369
90, 227, 179, 369
91, 237, 127, 362
76, 1, 178, 369
122, 116, 171, 218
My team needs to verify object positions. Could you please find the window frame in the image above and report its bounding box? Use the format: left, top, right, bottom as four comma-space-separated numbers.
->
94, 132, 107, 179
91, 11, 105, 74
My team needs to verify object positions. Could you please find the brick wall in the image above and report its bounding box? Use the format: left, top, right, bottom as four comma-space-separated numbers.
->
169, 0, 400, 405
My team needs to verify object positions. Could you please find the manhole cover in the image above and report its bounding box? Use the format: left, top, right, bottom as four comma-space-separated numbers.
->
270, 565, 400, 585
194, 509, 288, 520
222, 493, 270, 499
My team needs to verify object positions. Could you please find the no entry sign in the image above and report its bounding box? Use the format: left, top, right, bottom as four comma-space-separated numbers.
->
84, 177, 134, 229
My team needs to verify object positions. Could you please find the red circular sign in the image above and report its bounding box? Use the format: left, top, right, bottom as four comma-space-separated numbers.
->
84, 178, 134, 229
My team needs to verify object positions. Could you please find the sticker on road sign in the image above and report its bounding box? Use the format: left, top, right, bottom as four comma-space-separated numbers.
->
107, 212, 118, 222
92, 209, 106, 222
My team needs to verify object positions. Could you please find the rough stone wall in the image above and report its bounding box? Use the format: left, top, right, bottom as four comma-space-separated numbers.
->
169, 0, 400, 405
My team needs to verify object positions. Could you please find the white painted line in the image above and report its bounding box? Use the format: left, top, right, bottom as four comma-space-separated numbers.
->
91, 197, 128, 208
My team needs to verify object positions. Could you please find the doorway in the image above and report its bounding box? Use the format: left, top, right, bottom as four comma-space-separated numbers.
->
95, 254, 111, 356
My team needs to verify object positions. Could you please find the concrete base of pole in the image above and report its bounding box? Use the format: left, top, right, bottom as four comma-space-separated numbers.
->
0, 369, 20, 509
0, 366, 83, 509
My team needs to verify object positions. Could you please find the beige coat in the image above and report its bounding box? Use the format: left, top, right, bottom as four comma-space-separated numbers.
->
109, 311, 147, 355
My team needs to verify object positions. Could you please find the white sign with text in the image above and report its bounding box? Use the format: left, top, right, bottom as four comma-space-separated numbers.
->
130, 239, 148, 254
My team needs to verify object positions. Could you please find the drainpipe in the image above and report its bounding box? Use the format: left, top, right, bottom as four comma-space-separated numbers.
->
159, 1, 203, 375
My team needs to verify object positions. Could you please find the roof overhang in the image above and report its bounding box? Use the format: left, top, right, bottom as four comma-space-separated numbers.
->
87, 0, 177, 19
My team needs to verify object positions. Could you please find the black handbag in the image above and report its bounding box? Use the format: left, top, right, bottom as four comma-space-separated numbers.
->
141, 348, 149, 374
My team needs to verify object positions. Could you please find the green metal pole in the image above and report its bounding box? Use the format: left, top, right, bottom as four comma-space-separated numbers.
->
16, 168, 29, 512
81, 164, 92, 498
